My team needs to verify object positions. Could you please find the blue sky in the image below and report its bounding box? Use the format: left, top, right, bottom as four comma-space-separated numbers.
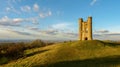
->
0, 0, 120, 40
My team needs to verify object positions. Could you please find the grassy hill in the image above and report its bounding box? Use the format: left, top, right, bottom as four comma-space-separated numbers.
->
1, 40, 120, 67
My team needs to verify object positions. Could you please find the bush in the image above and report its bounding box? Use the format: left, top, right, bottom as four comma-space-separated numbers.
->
0, 57, 8, 65
0, 39, 49, 65
27, 39, 46, 49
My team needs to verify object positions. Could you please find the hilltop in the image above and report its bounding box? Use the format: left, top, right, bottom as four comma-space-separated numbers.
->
1, 40, 120, 67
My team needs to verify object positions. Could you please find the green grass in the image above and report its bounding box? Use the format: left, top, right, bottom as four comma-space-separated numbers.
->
1, 40, 120, 67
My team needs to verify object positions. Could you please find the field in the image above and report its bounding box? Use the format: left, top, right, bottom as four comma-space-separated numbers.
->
1, 40, 120, 67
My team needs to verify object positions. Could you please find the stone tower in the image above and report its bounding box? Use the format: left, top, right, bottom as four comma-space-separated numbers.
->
78, 17, 93, 40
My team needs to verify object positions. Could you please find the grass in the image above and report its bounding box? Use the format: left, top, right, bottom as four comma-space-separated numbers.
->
1, 40, 120, 67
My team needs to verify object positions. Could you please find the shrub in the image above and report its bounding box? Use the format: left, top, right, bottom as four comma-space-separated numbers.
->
0, 39, 48, 65
27, 39, 46, 49
0, 57, 8, 65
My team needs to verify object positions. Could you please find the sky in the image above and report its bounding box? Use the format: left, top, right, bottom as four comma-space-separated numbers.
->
0, 0, 120, 40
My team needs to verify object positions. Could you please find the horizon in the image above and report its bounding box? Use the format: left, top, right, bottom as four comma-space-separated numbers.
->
0, 0, 120, 40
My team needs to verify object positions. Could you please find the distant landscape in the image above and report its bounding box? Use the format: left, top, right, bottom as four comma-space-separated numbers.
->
0, 39, 72, 43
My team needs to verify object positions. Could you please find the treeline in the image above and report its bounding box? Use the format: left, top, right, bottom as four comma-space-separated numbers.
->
0, 39, 54, 65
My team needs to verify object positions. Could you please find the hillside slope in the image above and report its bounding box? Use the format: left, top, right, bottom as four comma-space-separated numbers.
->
1, 40, 120, 67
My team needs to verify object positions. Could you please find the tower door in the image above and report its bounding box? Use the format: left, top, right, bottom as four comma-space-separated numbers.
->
85, 37, 88, 40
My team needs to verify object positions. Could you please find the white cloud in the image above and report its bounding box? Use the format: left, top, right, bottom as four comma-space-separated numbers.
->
13, 18, 26, 23
6, 7, 11, 12
93, 29, 120, 40
27, 27, 39, 31
0, 16, 23, 23
26, 17, 39, 24
39, 13, 45, 18
90, 0, 97, 6
1, 25, 120, 40
0, 29, 31, 39
5, 6, 21, 14
38, 29, 77, 40
94, 30, 109, 33
0, 16, 20, 26
39, 10, 52, 18
0, 16, 39, 26
6, 0, 21, 14
25, 22, 77, 40
7, 29, 32, 36
0, 29, 47, 40
51, 23, 70, 30
39, 23, 77, 39
93, 32, 120, 40
21, 5, 31, 12
33, 3, 39, 11
50, 23, 76, 33
48, 11, 52, 16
